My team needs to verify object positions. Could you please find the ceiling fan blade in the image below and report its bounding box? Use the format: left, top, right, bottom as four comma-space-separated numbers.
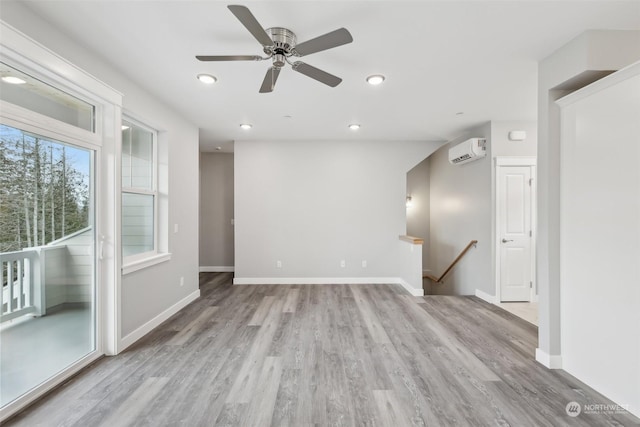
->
196, 55, 263, 61
227, 5, 274, 48
292, 61, 342, 87
259, 67, 280, 93
294, 28, 353, 57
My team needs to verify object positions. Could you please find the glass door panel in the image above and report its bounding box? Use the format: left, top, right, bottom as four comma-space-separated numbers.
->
0, 123, 95, 407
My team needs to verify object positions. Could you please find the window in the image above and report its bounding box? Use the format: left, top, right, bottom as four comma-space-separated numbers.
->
1, 62, 94, 131
121, 119, 156, 261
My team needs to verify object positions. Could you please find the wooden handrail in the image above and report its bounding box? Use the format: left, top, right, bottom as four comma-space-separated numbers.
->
424, 240, 478, 283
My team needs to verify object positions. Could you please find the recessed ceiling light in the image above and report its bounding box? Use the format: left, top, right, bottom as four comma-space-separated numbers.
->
348, 124, 361, 130
2, 75, 27, 85
366, 74, 385, 85
197, 74, 217, 84
239, 123, 252, 130
121, 125, 130, 130
215, 146, 222, 151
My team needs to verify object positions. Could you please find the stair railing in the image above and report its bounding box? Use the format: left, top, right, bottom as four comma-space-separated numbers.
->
424, 240, 478, 284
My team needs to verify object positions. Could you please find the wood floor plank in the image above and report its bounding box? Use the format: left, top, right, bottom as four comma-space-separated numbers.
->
166, 305, 218, 346
98, 377, 169, 427
225, 297, 284, 404
373, 389, 414, 427
247, 295, 276, 326
5, 274, 640, 427
350, 286, 392, 344
242, 356, 283, 427
282, 288, 299, 313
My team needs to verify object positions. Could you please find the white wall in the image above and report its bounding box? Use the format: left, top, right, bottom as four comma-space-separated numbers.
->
558, 64, 640, 418
428, 123, 492, 296
1, 4, 200, 339
491, 121, 538, 158
200, 152, 234, 270
537, 30, 640, 366
234, 139, 441, 289
406, 157, 430, 273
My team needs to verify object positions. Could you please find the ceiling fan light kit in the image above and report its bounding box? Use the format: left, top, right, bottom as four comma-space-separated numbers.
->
197, 5, 353, 93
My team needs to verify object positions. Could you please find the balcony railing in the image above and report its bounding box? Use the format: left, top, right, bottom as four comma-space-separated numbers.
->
0, 249, 44, 322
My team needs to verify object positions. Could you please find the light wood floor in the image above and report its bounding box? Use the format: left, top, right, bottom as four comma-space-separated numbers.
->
6, 273, 638, 426
497, 301, 538, 326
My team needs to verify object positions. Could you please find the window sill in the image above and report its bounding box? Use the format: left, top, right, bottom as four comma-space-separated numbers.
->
122, 252, 172, 275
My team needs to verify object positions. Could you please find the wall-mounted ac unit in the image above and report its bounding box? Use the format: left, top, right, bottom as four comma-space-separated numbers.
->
448, 138, 487, 165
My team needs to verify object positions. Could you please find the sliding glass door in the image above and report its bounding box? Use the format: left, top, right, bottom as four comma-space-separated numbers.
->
0, 124, 96, 407
0, 61, 99, 411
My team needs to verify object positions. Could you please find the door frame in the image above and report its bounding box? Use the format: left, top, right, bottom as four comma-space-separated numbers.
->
495, 157, 537, 303
0, 22, 122, 422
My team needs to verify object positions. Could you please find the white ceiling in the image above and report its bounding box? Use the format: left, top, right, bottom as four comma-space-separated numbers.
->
17, 1, 640, 152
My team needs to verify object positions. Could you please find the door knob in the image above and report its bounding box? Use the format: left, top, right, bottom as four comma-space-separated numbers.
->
502, 238, 513, 243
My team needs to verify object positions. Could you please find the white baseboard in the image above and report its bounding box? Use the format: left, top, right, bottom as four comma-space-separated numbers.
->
199, 266, 234, 272
233, 277, 424, 296
475, 289, 497, 304
535, 348, 562, 369
119, 289, 200, 352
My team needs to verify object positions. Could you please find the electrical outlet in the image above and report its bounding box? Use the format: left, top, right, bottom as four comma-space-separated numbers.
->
362, 260, 367, 268
340, 260, 346, 268
174, 223, 179, 233
276, 260, 282, 268
179, 276, 184, 287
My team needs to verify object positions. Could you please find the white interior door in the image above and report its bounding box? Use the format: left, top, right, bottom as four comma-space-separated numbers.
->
498, 165, 533, 302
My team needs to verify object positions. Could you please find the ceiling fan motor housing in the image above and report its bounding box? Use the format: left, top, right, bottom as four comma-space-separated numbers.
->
266, 27, 297, 67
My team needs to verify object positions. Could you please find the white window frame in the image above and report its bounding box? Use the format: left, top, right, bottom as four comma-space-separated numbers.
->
120, 117, 169, 274
0, 21, 122, 421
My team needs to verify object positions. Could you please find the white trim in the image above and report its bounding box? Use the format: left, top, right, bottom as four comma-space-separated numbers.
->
0, 23, 122, 106
199, 266, 235, 272
535, 348, 563, 369
119, 289, 200, 351
0, 101, 101, 148
475, 289, 497, 304
122, 252, 172, 275
556, 60, 640, 108
233, 277, 424, 296
495, 156, 537, 166
397, 279, 424, 296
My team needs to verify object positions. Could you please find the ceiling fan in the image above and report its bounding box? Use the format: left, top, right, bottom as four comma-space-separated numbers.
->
196, 5, 353, 93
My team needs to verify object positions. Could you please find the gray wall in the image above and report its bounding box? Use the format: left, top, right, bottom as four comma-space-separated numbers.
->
558, 66, 640, 417
3, 3, 201, 338
536, 30, 640, 364
234, 139, 442, 281
406, 157, 430, 273
428, 123, 492, 295
199, 152, 234, 269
